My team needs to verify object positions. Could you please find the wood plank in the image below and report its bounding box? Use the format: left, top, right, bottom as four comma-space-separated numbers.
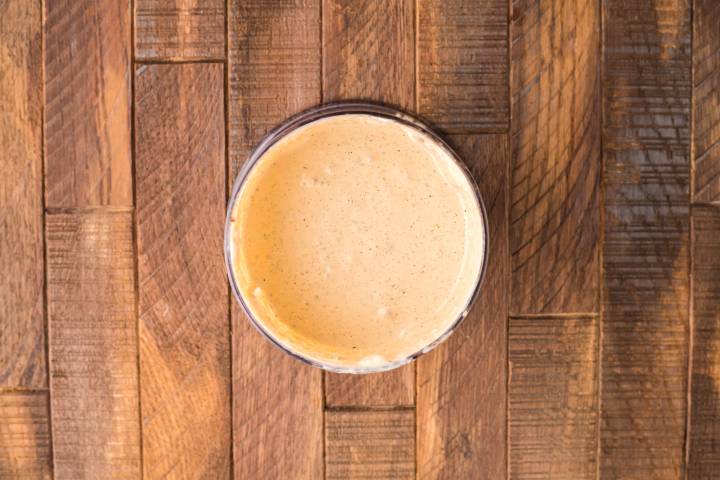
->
0, 392, 52, 479
134, 63, 231, 479
322, 0, 414, 109
416, 135, 508, 479
325, 409, 415, 480
693, 0, 720, 203
232, 310, 323, 479
508, 316, 598, 479
325, 369, 414, 407
688, 205, 720, 478
601, 0, 691, 477
322, 0, 416, 407
228, 1, 323, 478
0, 0, 45, 388
509, 0, 601, 313
228, 0, 321, 173
44, 0, 132, 207
135, 0, 225, 61
46, 211, 141, 479
417, 0, 508, 133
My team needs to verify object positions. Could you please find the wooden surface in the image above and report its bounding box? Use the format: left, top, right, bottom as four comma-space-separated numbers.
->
602, 1, 691, 477
135, 63, 231, 479
44, 0, 132, 206
0, 0, 45, 389
46, 211, 141, 479
1, 1, 719, 479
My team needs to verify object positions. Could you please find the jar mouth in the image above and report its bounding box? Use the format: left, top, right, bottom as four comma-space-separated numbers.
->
224, 102, 490, 373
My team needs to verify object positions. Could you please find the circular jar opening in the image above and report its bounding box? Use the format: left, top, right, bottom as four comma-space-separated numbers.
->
225, 103, 489, 373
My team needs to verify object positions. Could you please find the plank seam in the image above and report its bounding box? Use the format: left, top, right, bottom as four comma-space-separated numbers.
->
326, 405, 416, 413
684, 3, 696, 475
223, 1, 234, 479
40, 0, 56, 475
509, 313, 599, 319
134, 58, 225, 64
129, 0, 145, 474
506, 2, 513, 480
597, 0, 606, 478
45, 206, 134, 214
0, 387, 48, 394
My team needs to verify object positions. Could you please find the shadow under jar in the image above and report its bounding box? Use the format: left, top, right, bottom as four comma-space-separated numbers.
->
225, 103, 489, 373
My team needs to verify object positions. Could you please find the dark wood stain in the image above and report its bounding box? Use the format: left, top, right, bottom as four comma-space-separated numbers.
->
693, 0, 720, 203
688, 205, 720, 478
602, 0, 692, 477
417, 0, 509, 133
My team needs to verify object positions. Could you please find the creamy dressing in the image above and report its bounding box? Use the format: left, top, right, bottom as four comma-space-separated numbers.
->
229, 114, 485, 370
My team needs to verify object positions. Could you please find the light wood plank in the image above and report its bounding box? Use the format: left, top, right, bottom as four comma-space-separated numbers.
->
46, 211, 141, 479
228, 1, 324, 478
325, 409, 415, 480
323, 0, 414, 110
508, 316, 598, 479
602, 0, 691, 477
509, 0, 601, 313
135, 0, 225, 61
134, 64, 231, 479
325, 369, 414, 407
228, 0, 321, 174
0, 0, 45, 388
322, 0, 416, 407
0, 392, 51, 479
417, 0, 508, 133
44, 0, 132, 207
688, 205, 720, 478
693, 0, 720, 203
417, 135, 508, 479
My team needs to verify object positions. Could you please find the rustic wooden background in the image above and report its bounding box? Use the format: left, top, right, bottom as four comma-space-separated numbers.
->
1, 0, 718, 478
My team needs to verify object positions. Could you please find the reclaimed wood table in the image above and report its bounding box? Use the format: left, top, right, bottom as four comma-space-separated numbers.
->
1, 0, 719, 478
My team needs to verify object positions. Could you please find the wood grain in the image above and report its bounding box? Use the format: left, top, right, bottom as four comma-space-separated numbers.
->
417, 135, 508, 479
325, 369, 414, 407
0, 392, 52, 479
44, 0, 132, 207
135, 0, 225, 61
322, 0, 416, 407
233, 308, 324, 479
508, 316, 598, 479
228, 1, 324, 478
228, 0, 321, 173
134, 64, 231, 479
325, 409, 415, 480
602, 1, 691, 477
46, 211, 141, 479
693, 0, 720, 203
323, 0, 414, 109
417, 0, 508, 133
688, 205, 720, 478
0, 0, 45, 388
509, 0, 601, 314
